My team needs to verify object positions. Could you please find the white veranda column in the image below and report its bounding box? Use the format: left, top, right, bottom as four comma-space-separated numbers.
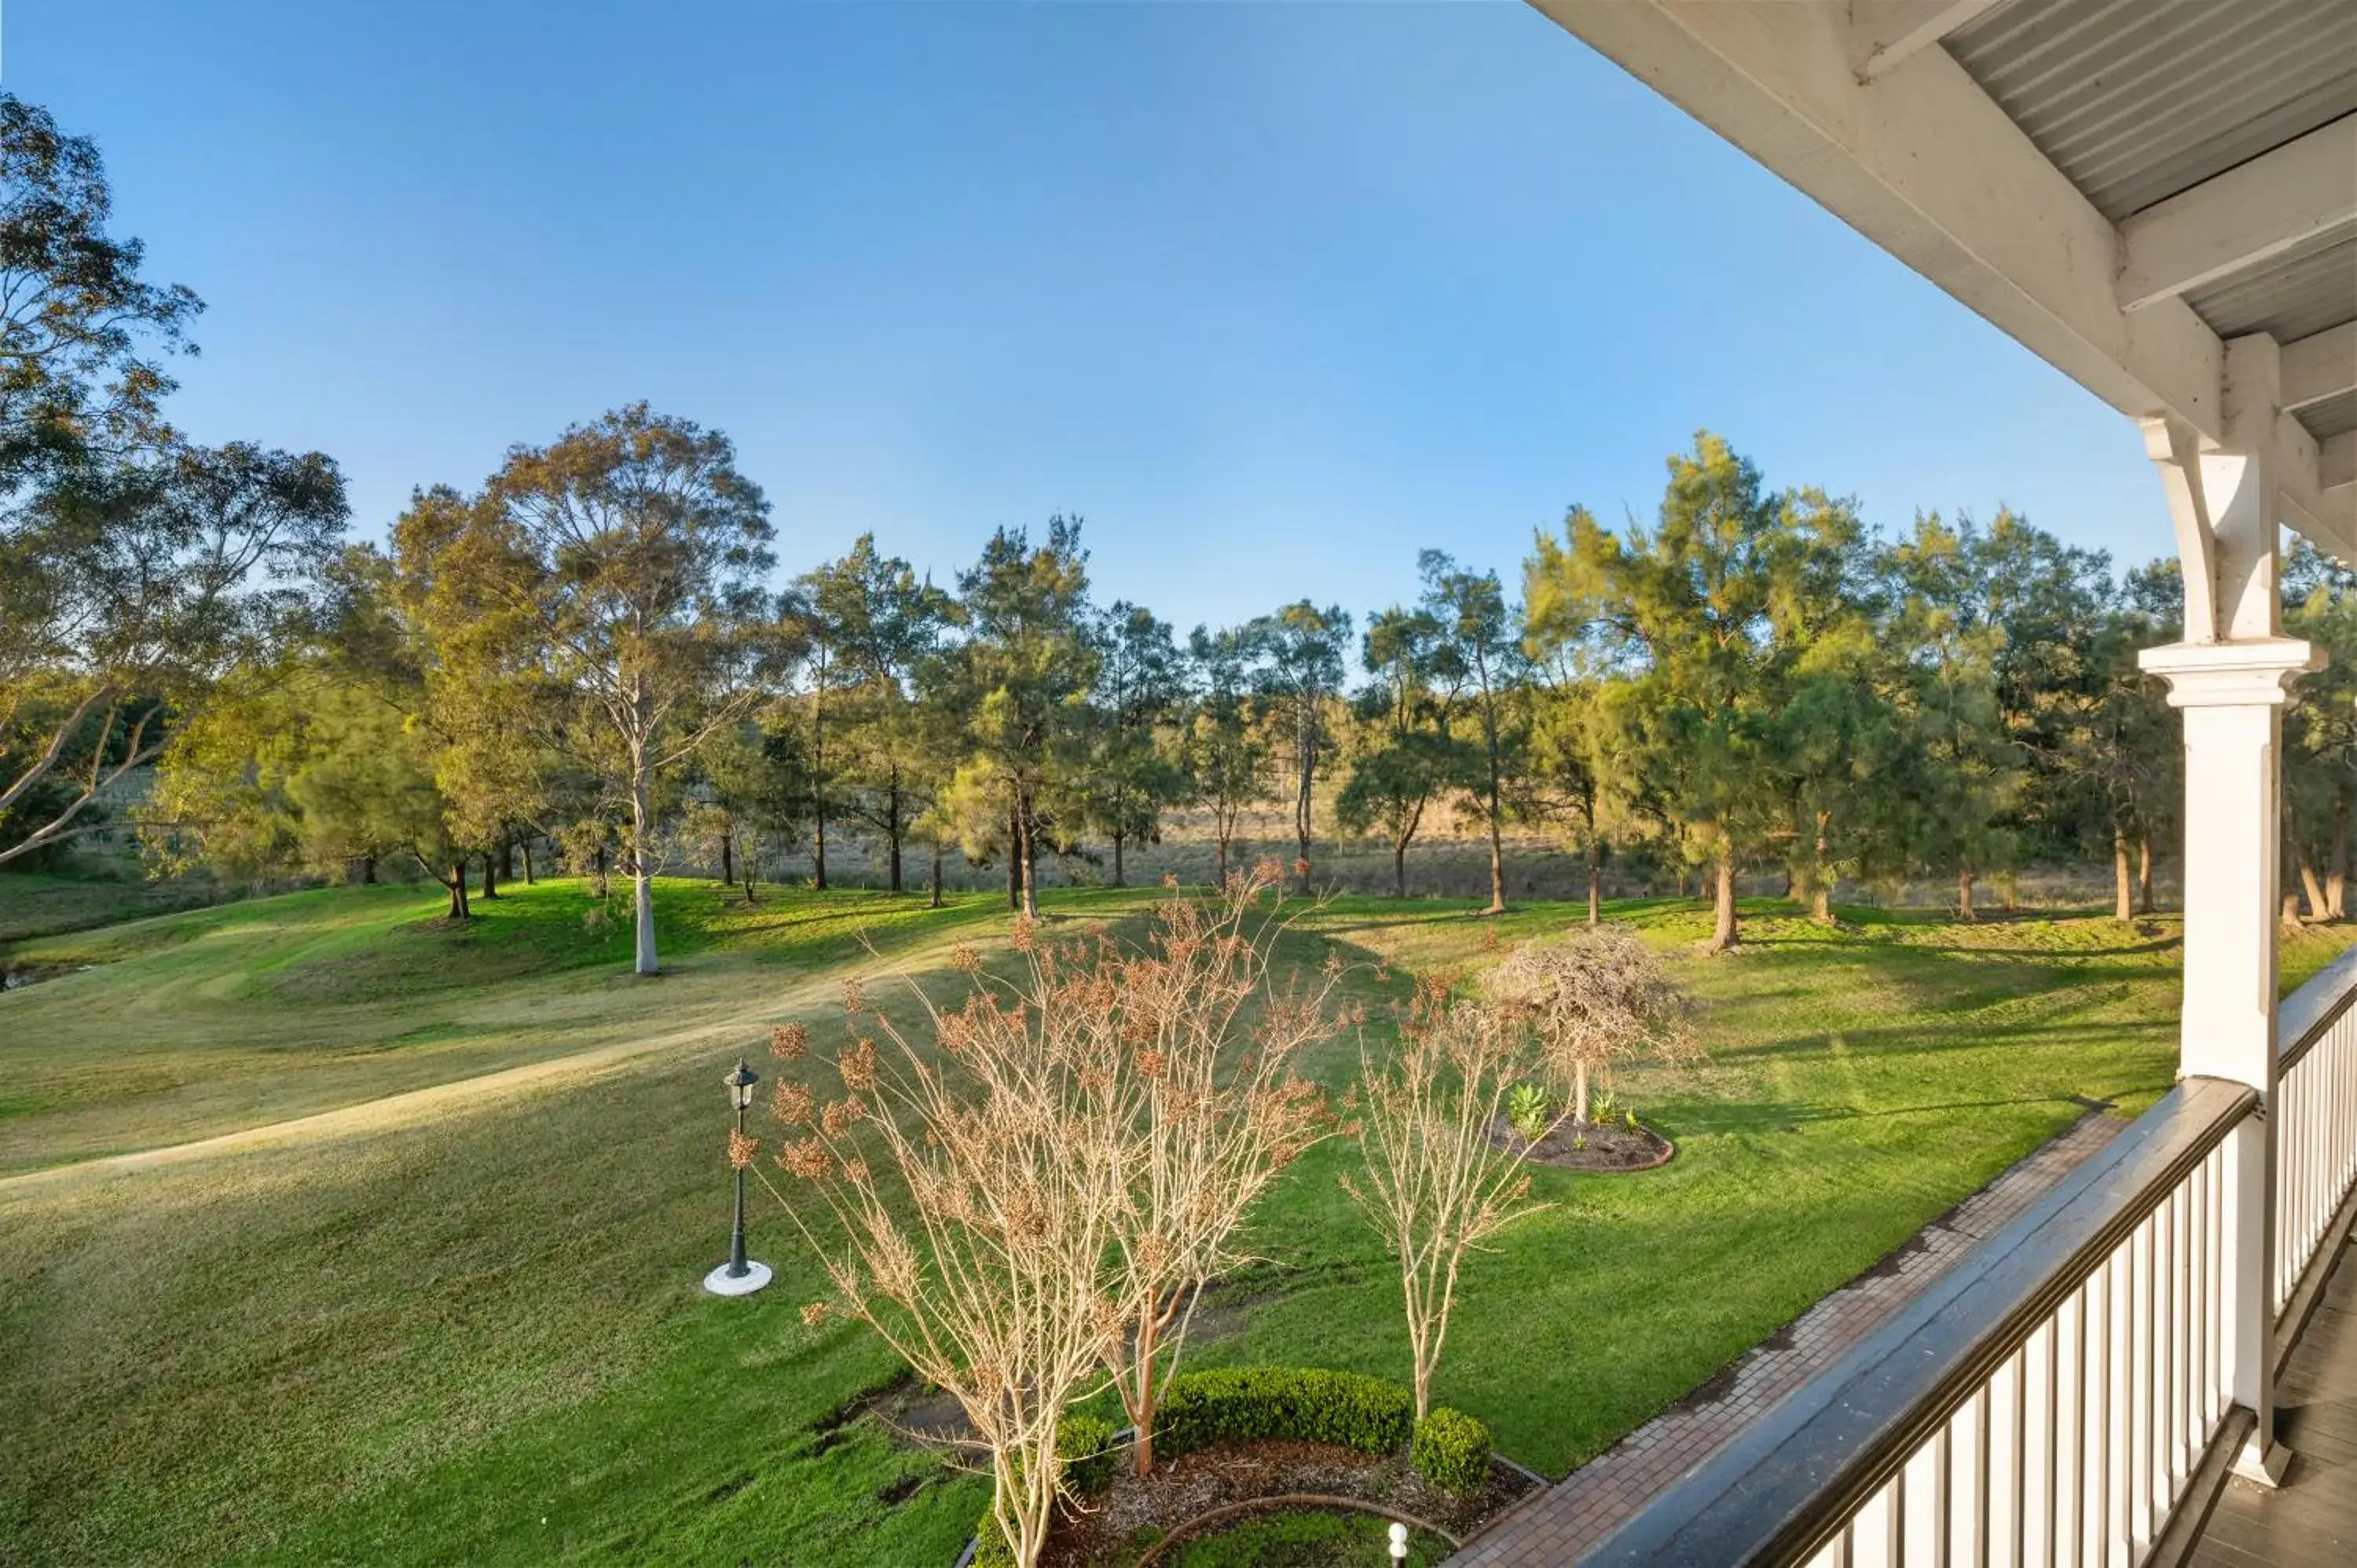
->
2138, 337, 2315, 1485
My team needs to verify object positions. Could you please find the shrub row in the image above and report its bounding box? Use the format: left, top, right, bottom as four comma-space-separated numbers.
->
1152, 1366, 1414, 1461
1411, 1406, 1492, 1495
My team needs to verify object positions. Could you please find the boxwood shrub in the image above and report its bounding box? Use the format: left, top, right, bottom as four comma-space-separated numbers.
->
1153, 1366, 1414, 1461
1411, 1407, 1493, 1495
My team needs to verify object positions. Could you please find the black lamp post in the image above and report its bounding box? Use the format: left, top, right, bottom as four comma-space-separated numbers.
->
703, 1057, 772, 1296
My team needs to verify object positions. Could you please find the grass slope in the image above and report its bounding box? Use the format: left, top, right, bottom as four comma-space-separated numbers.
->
2, 881, 2348, 1566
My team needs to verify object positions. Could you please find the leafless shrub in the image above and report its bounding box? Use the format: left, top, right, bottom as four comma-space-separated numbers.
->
1481, 927, 1695, 1123
1343, 976, 1551, 1419
757, 866, 1336, 1563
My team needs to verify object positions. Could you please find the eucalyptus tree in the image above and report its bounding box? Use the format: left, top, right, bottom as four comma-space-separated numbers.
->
466, 405, 781, 975
1244, 601, 1351, 895
0, 93, 201, 488
1418, 551, 1525, 913
2284, 543, 2357, 921
2, 443, 349, 866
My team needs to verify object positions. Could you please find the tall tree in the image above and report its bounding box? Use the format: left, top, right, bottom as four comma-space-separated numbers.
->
1528, 438, 1793, 952
1419, 551, 1524, 914
0, 93, 201, 488
951, 517, 1098, 917
1182, 624, 1274, 889
797, 535, 953, 893
1336, 606, 1475, 899
1083, 602, 1186, 886
465, 405, 779, 975
1245, 601, 1351, 896
2, 443, 348, 866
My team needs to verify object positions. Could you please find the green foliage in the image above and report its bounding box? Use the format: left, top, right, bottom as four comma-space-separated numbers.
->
1058, 1411, 1121, 1497
1411, 1407, 1493, 1494
1505, 1083, 1552, 1142
1153, 1367, 1414, 1461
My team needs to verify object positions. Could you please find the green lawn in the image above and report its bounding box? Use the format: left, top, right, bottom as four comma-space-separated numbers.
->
2, 878, 2348, 1566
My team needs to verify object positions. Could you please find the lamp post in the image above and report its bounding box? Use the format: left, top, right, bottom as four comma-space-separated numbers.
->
703, 1058, 772, 1296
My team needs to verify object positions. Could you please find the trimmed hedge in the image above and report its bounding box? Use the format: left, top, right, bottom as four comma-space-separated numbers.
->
1058, 1412, 1120, 1497
1153, 1367, 1415, 1462
1412, 1407, 1493, 1495
971, 1412, 1124, 1567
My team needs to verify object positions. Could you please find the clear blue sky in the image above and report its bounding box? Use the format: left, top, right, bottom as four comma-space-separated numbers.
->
16, 0, 2167, 640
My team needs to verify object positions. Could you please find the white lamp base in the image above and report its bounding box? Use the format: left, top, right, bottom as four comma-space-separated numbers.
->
703, 1260, 772, 1296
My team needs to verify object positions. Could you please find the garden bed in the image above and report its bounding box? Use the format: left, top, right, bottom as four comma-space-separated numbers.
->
1038, 1438, 1533, 1567
1491, 1113, 1675, 1172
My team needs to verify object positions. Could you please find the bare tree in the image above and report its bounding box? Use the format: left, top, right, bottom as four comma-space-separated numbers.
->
1094, 864, 1336, 1474
759, 963, 1121, 1568
1482, 928, 1694, 1125
761, 873, 1332, 1559
1344, 978, 1551, 1419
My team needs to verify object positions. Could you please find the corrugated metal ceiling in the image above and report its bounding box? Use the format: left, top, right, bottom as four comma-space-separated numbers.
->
1946, 0, 2354, 445
1945, 0, 2357, 221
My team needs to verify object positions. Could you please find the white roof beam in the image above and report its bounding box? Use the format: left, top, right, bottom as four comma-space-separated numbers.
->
2282, 323, 2357, 415
1848, 1, 2010, 82
2324, 432, 2356, 493
2117, 117, 2357, 312
1528, 0, 2226, 445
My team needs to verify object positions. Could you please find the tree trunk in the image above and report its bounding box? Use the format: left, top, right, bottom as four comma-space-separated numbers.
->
1006, 802, 1022, 910
1214, 831, 1230, 892
2138, 833, 2155, 917
1018, 793, 1039, 919
1810, 811, 1834, 925
1585, 836, 1602, 925
1395, 841, 1408, 899
887, 770, 904, 895
1483, 747, 1506, 915
2300, 855, 2330, 923
1574, 1058, 1590, 1126
480, 850, 500, 899
593, 843, 608, 899
2332, 794, 2349, 920
2113, 827, 2134, 923
813, 814, 827, 892
720, 829, 734, 887
1706, 846, 1738, 953
929, 838, 944, 909
1113, 830, 1126, 888
1294, 721, 1315, 896
448, 861, 471, 921
500, 837, 515, 881
812, 691, 828, 892
631, 749, 658, 976
521, 840, 534, 885
1957, 866, 1976, 922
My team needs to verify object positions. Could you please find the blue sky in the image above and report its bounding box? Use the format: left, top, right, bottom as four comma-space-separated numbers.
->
16, 0, 2166, 640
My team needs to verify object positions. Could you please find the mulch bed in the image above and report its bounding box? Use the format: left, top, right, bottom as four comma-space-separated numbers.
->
1489, 1114, 1676, 1172
1039, 1438, 1536, 1567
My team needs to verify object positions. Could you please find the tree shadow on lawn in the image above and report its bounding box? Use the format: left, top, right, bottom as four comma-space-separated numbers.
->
1658, 1091, 2109, 1139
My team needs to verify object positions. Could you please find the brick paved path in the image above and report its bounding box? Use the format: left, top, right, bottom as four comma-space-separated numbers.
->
1450, 1112, 2128, 1566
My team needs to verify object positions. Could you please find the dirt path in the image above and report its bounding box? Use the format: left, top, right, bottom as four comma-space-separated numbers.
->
0, 958, 911, 1201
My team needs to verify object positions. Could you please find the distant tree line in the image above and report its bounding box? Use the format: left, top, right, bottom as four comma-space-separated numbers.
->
8, 91, 2357, 971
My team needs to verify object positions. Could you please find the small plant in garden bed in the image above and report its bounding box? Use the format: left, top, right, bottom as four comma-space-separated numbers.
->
1504, 1083, 1552, 1144
1161, 1509, 1453, 1568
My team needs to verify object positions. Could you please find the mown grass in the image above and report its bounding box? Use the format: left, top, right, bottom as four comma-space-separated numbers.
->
2, 878, 2349, 1566
0, 870, 236, 946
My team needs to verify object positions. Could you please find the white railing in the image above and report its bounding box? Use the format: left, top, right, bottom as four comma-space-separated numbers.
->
1796, 1124, 2234, 1568
1576, 1078, 2254, 1568
1567, 948, 2357, 1568
2275, 947, 2357, 1319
